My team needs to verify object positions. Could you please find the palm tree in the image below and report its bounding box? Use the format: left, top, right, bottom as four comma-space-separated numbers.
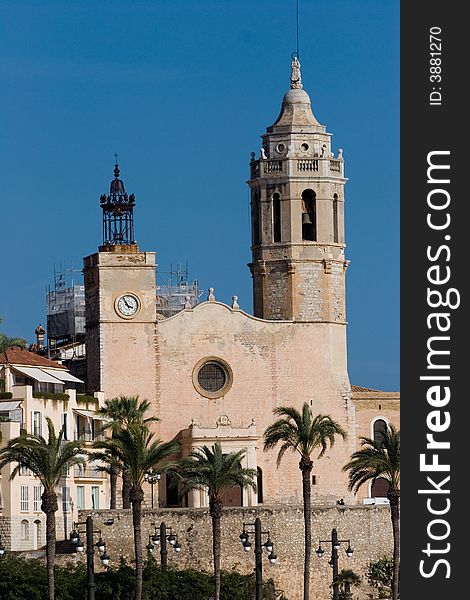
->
97, 395, 158, 508
176, 442, 257, 600
0, 317, 26, 353
333, 569, 361, 600
343, 425, 400, 600
0, 418, 85, 600
0, 334, 26, 353
92, 423, 180, 600
263, 404, 347, 600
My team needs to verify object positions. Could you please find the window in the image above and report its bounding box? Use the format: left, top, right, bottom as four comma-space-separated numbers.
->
19, 463, 30, 476
20, 485, 29, 512
21, 520, 30, 541
257, 467, 264, 504
91, 486, 99, 510
333, 194, 339, 243
193, 358, 233, 399
33, 486, 42, 512
301, 189, 317, 241
32, 411, 42, 437
373, 419, 388, 446
252, 190, 261, 246
198, 363, 226, 392
77, 486, 85, 511
61, 413, 68, 440
272, 193, 281, 243
62, 486, 71, 513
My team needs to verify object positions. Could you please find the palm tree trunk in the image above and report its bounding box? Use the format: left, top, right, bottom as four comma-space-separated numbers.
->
110, 466, 118, 509
388, 488, 400, 600
122, 469, 131, 509
130, 486, 145, 600
41, 490, 58, 600
209, 496, 223, 600
300, 458, 313, 600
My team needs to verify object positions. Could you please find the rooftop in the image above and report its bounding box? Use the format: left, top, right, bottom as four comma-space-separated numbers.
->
0, 347, 66, 369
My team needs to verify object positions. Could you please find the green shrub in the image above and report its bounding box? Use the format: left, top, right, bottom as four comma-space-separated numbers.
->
0, 391, 13, 399
0, 556, 284, 600
33, 392, 70, 402
76, 394, 99, 406
367, 556, 393, 598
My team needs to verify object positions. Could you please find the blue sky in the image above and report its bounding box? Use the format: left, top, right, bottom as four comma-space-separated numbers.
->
0, 0, 399, 391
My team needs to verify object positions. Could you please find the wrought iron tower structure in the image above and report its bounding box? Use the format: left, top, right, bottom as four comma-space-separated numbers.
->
100, 161, 136, 249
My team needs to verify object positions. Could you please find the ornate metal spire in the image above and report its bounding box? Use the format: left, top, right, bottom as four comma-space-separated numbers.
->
99, 159, 136, 248
290, 54, 302, 89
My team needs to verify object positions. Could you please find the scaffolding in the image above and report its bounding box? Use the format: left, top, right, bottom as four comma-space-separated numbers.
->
156, 262, 201, 318
46, 264, 85, 342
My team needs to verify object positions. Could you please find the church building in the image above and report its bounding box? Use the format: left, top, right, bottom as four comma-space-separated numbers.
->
83, 57, 399, 508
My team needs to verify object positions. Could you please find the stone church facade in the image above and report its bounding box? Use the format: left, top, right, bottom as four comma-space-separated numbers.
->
83, 58, 399, 508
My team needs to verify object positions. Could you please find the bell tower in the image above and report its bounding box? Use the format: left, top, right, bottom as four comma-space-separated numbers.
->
248, 56, 349, 323
84, 161, 157, 401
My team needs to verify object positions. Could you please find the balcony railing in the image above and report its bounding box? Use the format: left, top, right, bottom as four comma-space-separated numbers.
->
74, 466, 106, 479
264, 160, 283, 174
250, 157, 343, 179
329, 159, 342, 173
74, 430, 104, 442
297, 159, 319, 172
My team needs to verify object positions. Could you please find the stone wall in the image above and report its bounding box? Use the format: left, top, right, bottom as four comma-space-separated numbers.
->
72, 505, 393, 600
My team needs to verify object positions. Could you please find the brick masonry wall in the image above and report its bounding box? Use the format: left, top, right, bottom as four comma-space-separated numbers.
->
69, 505, 393, 600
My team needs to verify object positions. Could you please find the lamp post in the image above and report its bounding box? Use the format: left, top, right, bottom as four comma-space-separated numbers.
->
144, 470, 161, 509
316, 528, 354, 600
239, 517, 277, 600
0, 535, 5, 557
70, 515, 111, 600
146, 521, 181, 570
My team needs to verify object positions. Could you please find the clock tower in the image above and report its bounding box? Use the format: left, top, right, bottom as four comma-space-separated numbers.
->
83, 162, 157, 401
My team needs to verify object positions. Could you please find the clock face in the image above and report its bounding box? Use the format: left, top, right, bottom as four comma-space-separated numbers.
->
117, 294, 139, 317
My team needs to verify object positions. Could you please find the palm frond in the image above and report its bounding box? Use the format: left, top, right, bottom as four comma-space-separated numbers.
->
343, 425, 400, 493
263, 403, 346, 465
176, 442, 257, 501
92, 422, 180, 488
0, 420, 85, 490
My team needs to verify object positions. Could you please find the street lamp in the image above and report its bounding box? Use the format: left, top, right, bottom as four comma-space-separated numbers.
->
144, 470, 161, 509
239, 518, 277, 600
0, 536, 5, 557
146, 521, 181, 570
316, 528, 354, 600
70, 515, 112, 600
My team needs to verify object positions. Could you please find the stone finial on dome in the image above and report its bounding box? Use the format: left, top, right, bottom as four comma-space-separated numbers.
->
207, 287, 215, 301
290, 54, 302, 89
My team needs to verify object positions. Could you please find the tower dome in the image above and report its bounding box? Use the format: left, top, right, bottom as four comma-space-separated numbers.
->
110, 162, 126, 194
270, 56, 322, 130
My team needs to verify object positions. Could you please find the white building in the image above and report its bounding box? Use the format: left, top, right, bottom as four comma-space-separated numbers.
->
0, 347, 107, 551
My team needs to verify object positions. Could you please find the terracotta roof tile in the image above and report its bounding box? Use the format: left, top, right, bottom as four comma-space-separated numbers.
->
0, 347, 66, 369
351, 384, 382, 393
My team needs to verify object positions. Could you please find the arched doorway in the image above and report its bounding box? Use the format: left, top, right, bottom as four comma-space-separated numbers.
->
33, 520, 41, 550
371, 477, 390, 499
